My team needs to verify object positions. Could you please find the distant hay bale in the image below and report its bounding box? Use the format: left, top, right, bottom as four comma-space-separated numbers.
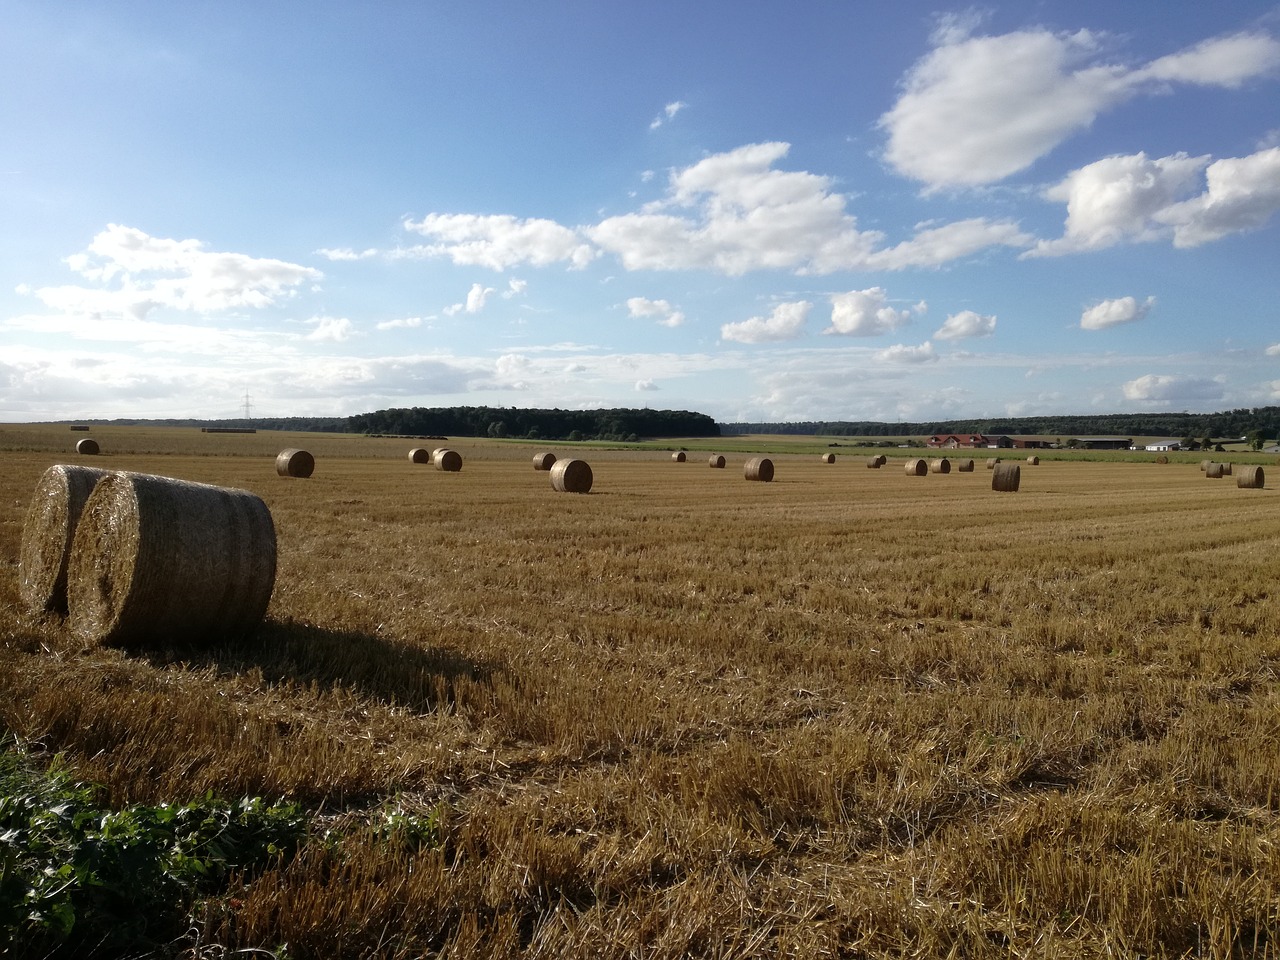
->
276, 449, 314, 478
1200, 460, 1213, 472
409, 447, 431, 464
18, 464, 111, 615
992, 462, 1021, 492
1205, 462, 1224, 479
987, 458, 1000, 470
550, 458, 593, 493
956, 459, 975, 472
533, 451, 557, 471
1221, 462, 1233, 476
75, 438, 100, 456
433, 448, 463, 472
904, 458, 927, 476
66, 472, 277, 647
1237, 465, 1264, 489
672, 451, 686, 462
1027, 456, 1040, 465
866, 456, 883, 468
821, 453, 835, 463
929, 458, 951, 474
1155, 455, 1169, 464
708, 454, 726, 468
744, 457, 774, 482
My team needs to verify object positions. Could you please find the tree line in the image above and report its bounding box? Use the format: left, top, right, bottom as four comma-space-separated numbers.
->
348, 406, 720, 441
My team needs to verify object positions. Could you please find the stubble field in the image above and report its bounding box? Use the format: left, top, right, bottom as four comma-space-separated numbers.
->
2, 424, 1278, 958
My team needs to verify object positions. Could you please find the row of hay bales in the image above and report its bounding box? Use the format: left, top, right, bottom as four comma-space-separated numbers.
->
18, 464, 277, 648
1203, 460, 1264, 488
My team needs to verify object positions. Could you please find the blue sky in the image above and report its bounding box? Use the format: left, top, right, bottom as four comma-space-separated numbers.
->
3, 1, 1279, 424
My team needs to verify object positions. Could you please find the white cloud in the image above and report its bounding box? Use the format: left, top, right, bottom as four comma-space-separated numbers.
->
1081, 296, 1155, 331
635, 379, 658, 391
875, 341, 938, 363
1267, 344, 1280, 357
34, 224, 321, 320
720, 300, 811, 344
649, 100, 688, 130
880, 26, 1280, 189
503, 278, 528, 298
1122, 373, 1223, 404
1156, 147, 1280, 247
825, 287, 913, 336
626, 296, 685, 327
444, 283, 496, 316
315, 247, 378, 261
934, 309, 996, 340
375, 316, 425, 330
305, 315, 355, 341
402, 213, 597, 270
865, 219, 1033, 269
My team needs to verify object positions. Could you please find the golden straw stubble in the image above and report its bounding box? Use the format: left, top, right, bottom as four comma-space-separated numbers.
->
66, 472, 277, 647
18, 463, 111, 614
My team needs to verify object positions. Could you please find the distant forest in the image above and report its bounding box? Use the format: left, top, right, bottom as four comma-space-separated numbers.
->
348, 406, 720, 441
721, 407, 1280, 441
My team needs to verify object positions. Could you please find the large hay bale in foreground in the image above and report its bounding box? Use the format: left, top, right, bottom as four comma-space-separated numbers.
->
929, 458, 951, 474
992, 462, 1021, 492
533, 452, 557, 471
66, 472, 277, 647
1205, 462, 1225, 479
744, 457, 774, 482
821, 453, 835, 464
75, 438, 100, 455
708, 454, 726, 468
1237, 465, 1265, 489
550, 458, 593, 493
904, 458, 927, 477
956, 459, 975, 472
671, 451, 687, 463
409, 448, 432, 464
18, 464, 111, 614
433, 448, 462, 472
276, 449, 314, 478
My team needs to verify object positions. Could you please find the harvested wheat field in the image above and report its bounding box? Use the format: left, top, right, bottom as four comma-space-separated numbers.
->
2, 425, 1279, 959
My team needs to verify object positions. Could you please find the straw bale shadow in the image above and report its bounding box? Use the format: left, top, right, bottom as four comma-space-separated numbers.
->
142, 619, 498, 715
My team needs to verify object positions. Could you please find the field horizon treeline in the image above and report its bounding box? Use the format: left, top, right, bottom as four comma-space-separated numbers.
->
25, 403, 1280, 443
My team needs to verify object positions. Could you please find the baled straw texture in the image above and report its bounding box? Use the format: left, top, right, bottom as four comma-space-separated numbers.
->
1200, 460, 1213, 472
929, 458, 951, 474
1221, 462, 1233, 476
904, 458, 927, 477
409, 448, 431, 464
18, 464, 111, 615
956, 459, 975, 472
671, 451, 687, 462
821, 453, 835, 463
433, 448, 463, 472
744, 457, 774, 482
66, 472, 277, 647
75, 438, 100, 455
533, 452, 557, 471
708, 454, 726, 469
987, 458, 1000, 469
550, 458, 593, 493
1027, 455, 1040, 465
866, 456, 882, 468
276, 449, 314, 478
992, 462, 1021, 492
1237, 465, 1264, 489
1205, 462, 1225, 479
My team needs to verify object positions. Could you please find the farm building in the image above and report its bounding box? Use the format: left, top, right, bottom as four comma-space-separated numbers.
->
928, 434, 1055, 450
1071, 437, 1133, 451
1144, 440, 1183, 452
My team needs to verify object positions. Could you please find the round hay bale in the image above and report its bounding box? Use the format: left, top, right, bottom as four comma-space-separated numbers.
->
66, 472, 277, 647
550, 458, 593, 493
276, 449, 314, 478
986, 458, 1000, 470
1205, 462, 1224, 479
18, 464, 112, 615
866, 456, 883, 468
929, 458, 951, 474
533, 451, 557, 471
821, 453, 835, 464
1027, 455, 1040, 465
708, 454, 726, 468
1200, 460, 1213, 472
75, 438, 100, 456
744, 457, 774, 482
1237, 465, 1264, 489
433, 448, 462, 472
671, 451, 687, 462
955, 459, 975, 472
408, 447, 431, 464
904, 458, 927, 477
1155, 455, 1169, 464
1221, 462, 1233, 476
992, 462, 1021, 492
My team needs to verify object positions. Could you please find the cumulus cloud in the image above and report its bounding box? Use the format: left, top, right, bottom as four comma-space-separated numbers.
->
444, 283, 496, 316
934, 309, 996, 340
720, 300, 812, 344
375, 316, 425, 330
649, 100, 688, 130
825, 287, 914, 336
503, 278, 528, 298
880, 24, 1280, 189
304, 316, 354, 341
1029, 147, 1280, 255
36, 224, 321, 321
1122, 373, 1223, 404
402, 213, 597, 270
635, 379, 659, 391
626, 296, 685, 327
1081, 296, 1155, 330
875, 341, 938, 364
314, 247, 378, 261
1267, 343, 1280, 356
